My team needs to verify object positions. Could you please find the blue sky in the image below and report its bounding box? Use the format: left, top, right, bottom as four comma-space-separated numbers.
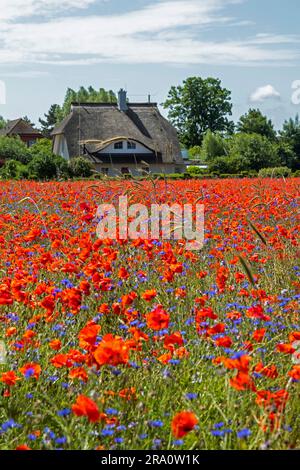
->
0, 0, 299, 129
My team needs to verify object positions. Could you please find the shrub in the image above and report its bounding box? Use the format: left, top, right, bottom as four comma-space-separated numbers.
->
186, 166, 208, 175
258, 167, 292, 178
0, 136, 30, 164
29, 138, 53, 158
54, 156, 71, 179
28, 154, 58, 180
0, 159, 28, 179
68, 157, 93, 178
228, 133, 280, 171
208, 156, 244, 175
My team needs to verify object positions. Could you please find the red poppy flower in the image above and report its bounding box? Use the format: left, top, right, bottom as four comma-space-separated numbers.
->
72, 395, 100, 422
79, 323, 101, 351
142, 289, 157, 301
146, 305, 170, 331
171, 411, 198, 438
94, 334, 129, 366
49, 339, 62, 351
215, 336, 233, 348
0, 371, 20, 386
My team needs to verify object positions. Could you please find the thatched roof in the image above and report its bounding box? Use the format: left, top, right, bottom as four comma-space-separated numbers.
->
0, 118, 42, 137
51, 103, 182, 163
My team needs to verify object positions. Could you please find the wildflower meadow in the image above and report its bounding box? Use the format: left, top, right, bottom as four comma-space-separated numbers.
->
0, 177, 299, 451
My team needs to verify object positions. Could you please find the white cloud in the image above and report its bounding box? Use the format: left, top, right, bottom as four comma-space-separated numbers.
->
0, 0, 97, 21
250, 85, 281, 103
0, 0, 298, 66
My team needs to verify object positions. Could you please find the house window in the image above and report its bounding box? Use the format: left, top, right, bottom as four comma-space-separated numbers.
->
114, 141, 123, 149
27, 140, 36, 148
127, 141, 136, 150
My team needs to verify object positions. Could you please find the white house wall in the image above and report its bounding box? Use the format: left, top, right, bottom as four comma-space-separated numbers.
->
99, 141, 152, 154
53, 135, 70, 160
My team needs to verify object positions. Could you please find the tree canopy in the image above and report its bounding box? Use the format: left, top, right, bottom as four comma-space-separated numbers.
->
237, 109, 276, 140
163, 77, 234, 148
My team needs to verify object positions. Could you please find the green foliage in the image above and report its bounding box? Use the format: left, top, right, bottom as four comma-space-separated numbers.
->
69, 157, 94, 178
29, 138, 53, 158
39, 104, 62, 138
22, 115, 36, 128
279, 114, 300, 168
0, 115, 6, 130
163, 77, 234, 148
258, 167, 292, 178
53, 86, 117, 124
228, 133, 280, 171
186, 166, 207, 175
0, 159, 28, 179
188, 146, 202, 159
201, 130, 228, 161
27, 154, 58, 180
237, 109, 276, 140
275, 141, 298, 170
208, 155, 244, 175
0, 136, 30, 164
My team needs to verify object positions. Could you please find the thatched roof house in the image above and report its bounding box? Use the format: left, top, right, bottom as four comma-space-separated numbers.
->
52, 90, 185, 175
0, 118, 43, 147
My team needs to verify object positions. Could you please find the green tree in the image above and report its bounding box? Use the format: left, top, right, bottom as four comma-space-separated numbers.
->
39, 104, 62, 137
201, 130, 228, 161
57, 86, 117, 123
237, 109, 276, 140
229, 133, 279, 171
279, 114, 300, 168
163, 77, 234, 148
275, 141, 298, 170
22, 115, 36, 128
0, 116, 6, 130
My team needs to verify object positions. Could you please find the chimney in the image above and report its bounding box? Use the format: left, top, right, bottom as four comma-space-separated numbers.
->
118, 88, 128, 112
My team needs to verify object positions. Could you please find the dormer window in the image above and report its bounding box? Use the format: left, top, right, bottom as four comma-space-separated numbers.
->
127, 141, 136, 149
114, 141, 123, 149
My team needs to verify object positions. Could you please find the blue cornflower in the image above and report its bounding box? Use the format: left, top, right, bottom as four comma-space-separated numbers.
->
24, 368, 35, 379
237, 428, 251, 439
148, 420, 164, 428
55, 437, 67, 445
173, 440, 184, 446
57, 408, 71, 417
114, 438, 124, 444
105, 408, 119, 415
101, 429, 114, 437
211, 430, 225, 437
185, 393, 198, 400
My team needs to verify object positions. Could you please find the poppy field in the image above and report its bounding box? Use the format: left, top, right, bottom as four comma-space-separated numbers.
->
0, 178, 299, 451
